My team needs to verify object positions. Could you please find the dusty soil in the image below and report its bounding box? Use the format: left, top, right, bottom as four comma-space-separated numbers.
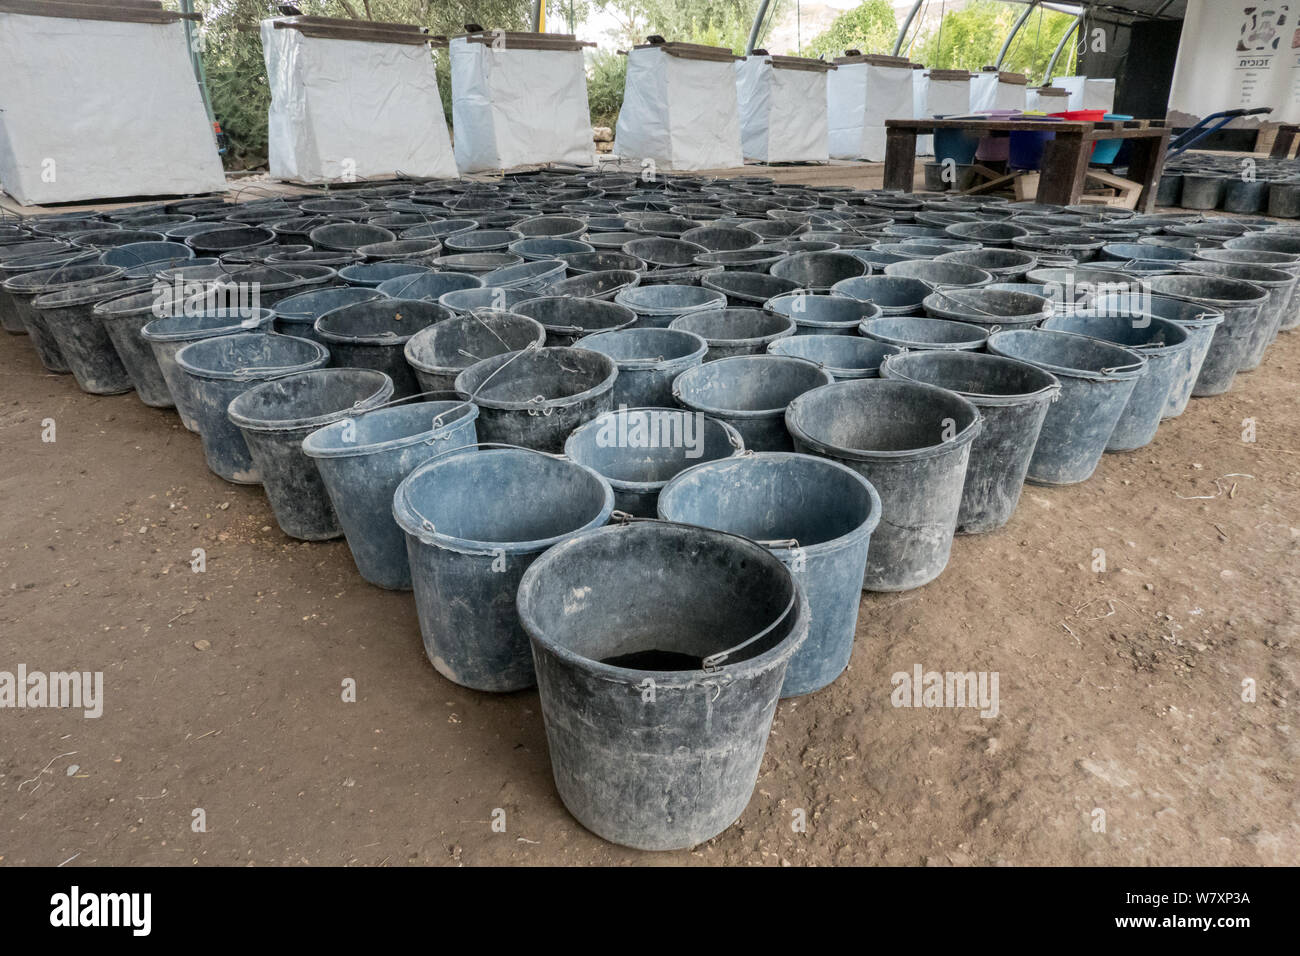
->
2, 169, 1297, 867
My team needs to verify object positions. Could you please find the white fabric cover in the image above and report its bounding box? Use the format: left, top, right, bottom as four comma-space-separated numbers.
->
614, 47, 743, 171
971, 72, 1027, 112
916, 72, 971, 155
1169, 0, 1299, 124
912, 69, 931, 155
1083, 78, 1116, 112
735, 59, 828, 163
827, 61, 914, 161
0, 11, 225, 206
1056, 75, 1086, 110
450, 36, 594, 173
261, 21, 456, 183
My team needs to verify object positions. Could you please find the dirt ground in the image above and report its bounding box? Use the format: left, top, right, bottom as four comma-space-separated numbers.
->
2, 168, 1297, 867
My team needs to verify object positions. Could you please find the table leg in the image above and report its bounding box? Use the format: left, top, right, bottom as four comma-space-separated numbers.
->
884, 128, 919, 192
1125, 130, 1172, 213
1036, 131, 1090, 206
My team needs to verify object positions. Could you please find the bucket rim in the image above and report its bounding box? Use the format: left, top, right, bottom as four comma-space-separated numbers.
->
314, 298, 450, 346
563, 408, 745, 495
573, 326, 708, 369
302, 399, 480, 459
657, 450, 883, 558
227, 367, 396, 433
672, 354, 835, 419
879, 349, 1062, 407
516, 519, 807, 681
859, 315, 990, 348
985, 328, 1148, 381
174, 332, 329, 381
768, 335, 902, 375
1144, 273, 1271, 308
785, 378, 982, 463
140, 309, 275, 342
404, 311, 546, 376
392, 446, 615, 553
453, 346, 619, 412
1048, 311, 1195, 355
668, 307, 797, 347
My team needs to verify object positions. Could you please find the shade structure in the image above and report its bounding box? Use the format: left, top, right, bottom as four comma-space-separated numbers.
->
261, 16, 457, 183
614, 42, 744, 172
0, 1, 225, 205
736, 54, 834, 164
450, 30, 596, 173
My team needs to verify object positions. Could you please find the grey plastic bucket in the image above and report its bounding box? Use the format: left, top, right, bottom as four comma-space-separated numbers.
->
936, 248, 1037, 279
376, 271, 483, 302
544, 269, 640, 301
880, 350, 1060, 533
668, 307, 795, 360
215, 263, 338, 308
174, 332, 330, 483
454, 347, 618, 452
1041, 311, 1190, 451
614, 283, 726, 329
573, 327, 708, 408
556, 251, 647, 275
394, 445, 614, 692
883, 259, 994, 289
564, 407, 744, 516
1179, 175, 1227, 211
768, 252, 868, 293
4, 262, 123, 372
673, 354, 833, 452
764, 292, 882, 335
437, 286, 537, 315
140, 309, 275, 429
272, 286, 384, 342
1183, 260, 1295, 370
1143, 274, 1268, 396
702, 270, 800, 307
508, 237, 593, 261
309, 222, 396, 253
227, 368, 394, 539
357, 239, 442, 264
404, 311, 546, 393
831, 275, 932, 315
303, 399, 479, 589
1194, 248, 1300, 331
622, 237, 709, 268
315, 298, 450, 398
481, 258, 567, 293
985, 329, 1145, 485
512, 296, 637, 346
431, 252, 522, 274
944, 220, 1028, 246
859, 315, 989, 351
516, 519, 808, 850
768, 334, 901, 380
785, 379, 980, 591
32, 278, 149, 394
1089, 291, 1223, 418
679, 225, 760, 251
693, 249, 787, 272
99, 241, 195, 278
337, 262, 430, 288
92, 289, 188, 407
658, 452, 879, 695
922, 287, 1051, 329
187, 226, 275, 257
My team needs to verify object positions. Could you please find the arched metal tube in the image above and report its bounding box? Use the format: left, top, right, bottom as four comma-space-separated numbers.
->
892, 0, 926, 56
745, 0, 773, 55
1045, 14, 1083, 82
995, 1, 1041, 68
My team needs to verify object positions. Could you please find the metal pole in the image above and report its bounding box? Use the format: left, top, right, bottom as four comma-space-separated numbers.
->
530, 0, 542, 32
892, 0, 925, 56
179, 0, 215, 127
1044, 14, 1082, 82
995, 0, 1040, 68
745, 0, 772, 55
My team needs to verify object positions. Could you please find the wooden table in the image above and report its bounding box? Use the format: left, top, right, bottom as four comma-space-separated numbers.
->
883, 118, 1172, 211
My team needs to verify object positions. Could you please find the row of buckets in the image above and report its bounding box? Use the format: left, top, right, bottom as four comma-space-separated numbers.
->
0, 173, 1293, 851
1159, 154, 1300, 217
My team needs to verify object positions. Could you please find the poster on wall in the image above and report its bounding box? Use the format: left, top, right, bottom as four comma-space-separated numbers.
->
1168, 0, 1300, 124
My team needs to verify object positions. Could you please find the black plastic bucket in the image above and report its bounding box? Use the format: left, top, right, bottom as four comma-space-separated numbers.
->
985, 329, 1145, 485
315, 299, 450, 398
516, 520, 808, 850
768, 334, 902, 380
1183, 260, 1295, 370
764, 291, 882, 335
404, 311, 546, 393
768, 252, 869, 293
658, 452, 879, 696
227, 368, 394, 539
669, 307, 796, 360
785, 379, 980, 590
831, 275, 932, 315
673, 354, 833, 452
859, 315, 989, 351
573, 327, 708, 408
271, 286, 384, 342
394, 445, 614, 691
921, 287, 1051, 329
31, 278, 149, 393
511, 296, 637, 346
454, 347, 618, 452
1143, 274, 1268, 396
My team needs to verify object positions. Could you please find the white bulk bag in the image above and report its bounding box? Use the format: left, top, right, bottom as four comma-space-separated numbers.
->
971, 69, 1028, 111
827, 54, 914, 161
916, 69, 972, 155
1084, 77, 1116, 112
615, 42, 744, 171
262, 17, 457, 183
0, 3, 224, 206
1027, 86, 1070, 114
1056, 75, 1086, 110
736, 55, 833, 163
450, 31, 596, 173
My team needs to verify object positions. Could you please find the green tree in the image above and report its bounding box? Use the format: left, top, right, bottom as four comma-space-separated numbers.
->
595, 0, 781, 55
908, 1, 1076, 83
803, 1, 898, 60
586, 48, 626, 129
